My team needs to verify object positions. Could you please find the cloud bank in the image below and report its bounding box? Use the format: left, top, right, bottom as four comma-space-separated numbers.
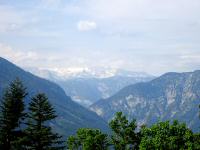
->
0, 0, 199, 75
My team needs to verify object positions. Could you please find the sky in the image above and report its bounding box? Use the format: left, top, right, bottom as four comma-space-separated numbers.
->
0, 0, 200, 75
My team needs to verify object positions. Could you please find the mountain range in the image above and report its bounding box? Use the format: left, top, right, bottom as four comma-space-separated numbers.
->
2, 56, 200, 135
27, 67, 153, 80
27, 67, 154, 107
0, 57, 108, 136
90, 71, 200, 132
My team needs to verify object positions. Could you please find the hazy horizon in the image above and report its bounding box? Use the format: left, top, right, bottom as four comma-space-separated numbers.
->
0, 0, 200, 76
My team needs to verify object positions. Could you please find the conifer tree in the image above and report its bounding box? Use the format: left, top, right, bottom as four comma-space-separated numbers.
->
25, 93, 64, 150
109, 112, 140, 150
0, 78, 27, 150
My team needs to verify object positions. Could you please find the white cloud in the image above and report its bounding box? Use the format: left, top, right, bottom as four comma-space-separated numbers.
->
74, 0, 200, 37
0, 1, 200, 75
77, 20, 97, 31
1, 42, 200, 76
0, 43, 38, 64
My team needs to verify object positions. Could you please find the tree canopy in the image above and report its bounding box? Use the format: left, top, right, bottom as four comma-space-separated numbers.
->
109, 112, 140, 150
140, 120, 197, 150
67, 128, 109, 150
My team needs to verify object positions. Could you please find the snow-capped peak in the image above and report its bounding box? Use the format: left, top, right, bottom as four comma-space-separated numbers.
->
25, 67, 153, 81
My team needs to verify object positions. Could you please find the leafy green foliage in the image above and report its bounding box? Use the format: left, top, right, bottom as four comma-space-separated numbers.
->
24, 93, 65, 150
67, 112, 200, 150
140, 120, 197, 150
193, 133, 200, 150
67, 128, 109, 150
109, 112, 140, 150
0, 78, 27, 150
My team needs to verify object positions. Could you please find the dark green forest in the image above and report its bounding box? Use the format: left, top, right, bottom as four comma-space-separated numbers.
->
1, 79, 200, 150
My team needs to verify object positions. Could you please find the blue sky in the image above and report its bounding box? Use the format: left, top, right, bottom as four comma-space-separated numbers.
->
0, 0, 200, 75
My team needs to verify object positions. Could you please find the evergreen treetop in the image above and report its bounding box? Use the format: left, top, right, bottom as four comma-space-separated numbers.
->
25, 93, 65, 150
0, 78, 27, 150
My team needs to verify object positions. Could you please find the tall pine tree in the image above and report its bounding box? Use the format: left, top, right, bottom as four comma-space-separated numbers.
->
25, 93, 64, 150
109, 112, 140, 150
0, 78, 27, 150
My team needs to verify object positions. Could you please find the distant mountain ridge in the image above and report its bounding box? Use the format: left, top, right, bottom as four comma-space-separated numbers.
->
57, 75, 154, 107
27, 67, 153, 80
90, 70, 200, 132
27, 67, 154, 107
0, 57, 108, 136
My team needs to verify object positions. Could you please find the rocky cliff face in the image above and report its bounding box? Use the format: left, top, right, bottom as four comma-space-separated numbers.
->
90, 71, 200, 131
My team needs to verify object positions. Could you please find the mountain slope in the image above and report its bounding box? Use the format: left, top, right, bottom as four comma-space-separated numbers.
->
0, 57, 108, 136
57, 75, 154, 107
90, 71, 200, 131
27, 67, 154, 107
